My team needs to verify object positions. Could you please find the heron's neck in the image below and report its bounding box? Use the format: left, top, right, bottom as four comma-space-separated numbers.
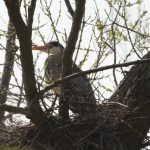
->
48, 53, 63, 63
50, 47, 63, 56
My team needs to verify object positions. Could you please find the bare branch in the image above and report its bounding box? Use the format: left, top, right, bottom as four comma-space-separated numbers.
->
59, 0, 86, 119
111, 21, 150, 38
64, 0, 75, 17
4, 0, 36, 100
4, 0, 27, 39
28, 0, 37, 33
141, 141, 150, 148
40, 58, 150, 96
0, 20, 16, 123
0, 104, 27, 115
4, 0, 49, 126
63, 0, 85, 73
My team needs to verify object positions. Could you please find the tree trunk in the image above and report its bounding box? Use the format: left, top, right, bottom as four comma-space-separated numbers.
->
109, 52, 150, 149
0, 20, 16, 124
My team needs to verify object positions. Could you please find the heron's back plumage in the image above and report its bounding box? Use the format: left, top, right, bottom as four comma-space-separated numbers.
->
44, 54, 96, 116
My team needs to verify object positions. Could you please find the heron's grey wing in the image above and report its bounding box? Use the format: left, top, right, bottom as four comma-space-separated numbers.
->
69, 64, 96, 115
72, 65, 96, 102
44, 56, 96, 115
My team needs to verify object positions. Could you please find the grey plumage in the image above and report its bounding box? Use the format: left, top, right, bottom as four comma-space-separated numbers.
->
33, 41, 96, 116
45, 55, 96, 115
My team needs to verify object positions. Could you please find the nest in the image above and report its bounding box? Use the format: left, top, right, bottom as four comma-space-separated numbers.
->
0, 102, 128, 150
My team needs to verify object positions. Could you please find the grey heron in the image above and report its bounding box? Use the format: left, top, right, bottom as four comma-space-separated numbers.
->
32, 41, 96, 116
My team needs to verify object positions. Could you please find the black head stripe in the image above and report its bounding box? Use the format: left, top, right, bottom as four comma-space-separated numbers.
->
48, 41, 64, 49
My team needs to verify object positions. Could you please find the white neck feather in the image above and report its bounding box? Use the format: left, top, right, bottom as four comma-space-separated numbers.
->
49, 47, 63, 55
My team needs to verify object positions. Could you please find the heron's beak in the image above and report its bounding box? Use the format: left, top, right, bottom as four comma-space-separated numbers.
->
32, 45, 49, 53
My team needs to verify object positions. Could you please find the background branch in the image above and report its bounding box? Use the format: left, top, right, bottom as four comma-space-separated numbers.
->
0, 20, 16, 124
4, 0, 48, 126
59, 0, 86, 119
4, 0, 27, 39
40, 58, 150, 96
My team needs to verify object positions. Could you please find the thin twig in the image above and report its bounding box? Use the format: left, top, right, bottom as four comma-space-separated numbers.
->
39, 58, 150, 96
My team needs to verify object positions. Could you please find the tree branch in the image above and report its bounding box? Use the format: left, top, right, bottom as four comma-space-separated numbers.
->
64, 0, 75, 17
4, 1, 36, 99
4, 0, 49, 126
63, 0, 85, 74
0, 104, 27, 115
4, 0, 27, 40
39, 58, 150, 97
28, 0, 37, 34
112, 52, 150, 149
59, 0, 86, 119
0, 20, 16, 123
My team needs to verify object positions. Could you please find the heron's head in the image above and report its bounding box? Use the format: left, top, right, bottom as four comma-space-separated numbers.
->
32, 41, 64, 55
